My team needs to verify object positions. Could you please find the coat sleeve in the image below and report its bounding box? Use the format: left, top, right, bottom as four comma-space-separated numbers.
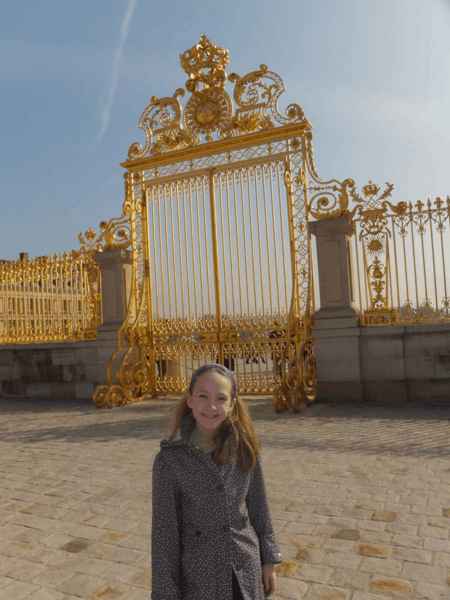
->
245, 453, 283, 566
151, 451, 182, 600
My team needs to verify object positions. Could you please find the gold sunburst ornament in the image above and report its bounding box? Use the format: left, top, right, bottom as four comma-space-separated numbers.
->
365, 235, 385, 256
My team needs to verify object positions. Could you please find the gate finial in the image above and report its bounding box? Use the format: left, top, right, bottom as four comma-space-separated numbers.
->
180, 35, 229, 92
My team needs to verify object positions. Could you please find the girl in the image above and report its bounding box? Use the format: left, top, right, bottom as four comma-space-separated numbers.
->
151, 363, 282, 599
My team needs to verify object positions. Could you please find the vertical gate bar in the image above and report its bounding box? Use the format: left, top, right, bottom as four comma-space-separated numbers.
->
428, 204, 439, 314
194, 177, 206, 323
39, 260, 44, 336
175, 182, 186, 376
169, 182, 179, 325
157, 186, 167, 325
420, 208, 429, 304
54, 257, 58, 335
232, 170, 244, 324
181, 180, 192, 327
18, 258, 23, 335
439, 204, 448, 309
246, 165, 261, 384
163, 184, 173, 324
253, 164, 265, 318
24, 261, 28, 335
225, 172, 236, 325
261, 164, 273, 319
409, 206, 419, 310
74, 259, 79, 334
188, 179, 199, 329
142, 186, 156, 396
309, 235, 316, 314
83, 261, 88, 333
387, 235, 394, 309
202, 176, 213, 329
150, 188, 160, 325
218, 172, 229, 324
239, 169, 251, 321
268, 163, 281, 315
13, 265, 17, 335
6, 268, 10, 336
253, 163, 266, 386
392, 215, 401, 319
65, 253, 69, 336
70, 260, 74, 334
49, 257, 55, 337
353, 222, 363, 311
246, 166, 258, 322
276, 162, 290, 317
58, 255, 62, 336
208, 169, 223, 365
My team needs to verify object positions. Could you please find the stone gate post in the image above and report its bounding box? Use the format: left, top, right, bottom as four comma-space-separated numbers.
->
309, 215, 363, 402
94, 249, 133, 385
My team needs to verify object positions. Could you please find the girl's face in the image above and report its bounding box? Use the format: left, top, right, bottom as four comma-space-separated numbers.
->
187, 370, 235, 435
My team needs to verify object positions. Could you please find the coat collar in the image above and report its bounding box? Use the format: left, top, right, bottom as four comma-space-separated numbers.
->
160, 412, 236, 452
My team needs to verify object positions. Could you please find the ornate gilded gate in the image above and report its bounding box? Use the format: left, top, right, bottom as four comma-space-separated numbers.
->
93, 36, 317, 410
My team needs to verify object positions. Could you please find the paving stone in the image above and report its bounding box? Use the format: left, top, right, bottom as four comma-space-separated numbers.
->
29, 566, 74, 589
124, 588, 150, 600
55, 572, 105, 597
105, 547, 146, 564
98, 562, 142, 584
4, 558, 47, 581
90, 580, 135, 599
0, 578, 40, 599
26, 589, 67, 600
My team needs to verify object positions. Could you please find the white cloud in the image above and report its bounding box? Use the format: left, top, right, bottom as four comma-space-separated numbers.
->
94, 0, 138, 146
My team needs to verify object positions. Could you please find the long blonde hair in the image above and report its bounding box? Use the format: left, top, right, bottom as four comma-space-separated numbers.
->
164, 368, 262, 472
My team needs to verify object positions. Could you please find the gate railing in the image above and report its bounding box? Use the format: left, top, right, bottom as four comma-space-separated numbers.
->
0, 251, 102, 344
309, 177, 450, 326
352, 193, 450, 326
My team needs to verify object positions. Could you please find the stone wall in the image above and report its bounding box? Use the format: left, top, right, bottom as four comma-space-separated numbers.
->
0, 342, 101, 398
314, 321, 450, 403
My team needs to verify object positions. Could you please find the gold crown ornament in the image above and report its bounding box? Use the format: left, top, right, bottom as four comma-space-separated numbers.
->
180, 35, 229, 92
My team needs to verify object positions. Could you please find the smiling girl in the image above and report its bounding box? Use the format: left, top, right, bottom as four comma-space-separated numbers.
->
151, 363, 281, 599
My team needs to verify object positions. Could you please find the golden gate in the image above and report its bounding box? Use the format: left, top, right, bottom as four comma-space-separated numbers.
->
93, 35, 317, 410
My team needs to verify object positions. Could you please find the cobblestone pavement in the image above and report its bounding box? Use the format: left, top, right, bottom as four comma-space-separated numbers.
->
0, 396, 449, 600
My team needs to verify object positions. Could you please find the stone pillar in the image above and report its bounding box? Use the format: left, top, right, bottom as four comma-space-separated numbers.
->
309, 216, 363, 402
309, 215, 358, 326
94, 249, 134, 385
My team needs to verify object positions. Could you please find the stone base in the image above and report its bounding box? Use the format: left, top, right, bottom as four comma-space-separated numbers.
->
316, 380, 364, 403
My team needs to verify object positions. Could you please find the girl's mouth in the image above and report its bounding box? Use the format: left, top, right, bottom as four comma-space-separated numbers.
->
201, 413, 218, 419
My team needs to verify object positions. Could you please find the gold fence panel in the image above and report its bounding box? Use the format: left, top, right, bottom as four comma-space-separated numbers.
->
308, 171, 450, 326
92, 35, 317, 409
0, 252, 101, 344
351, 192, 450, 325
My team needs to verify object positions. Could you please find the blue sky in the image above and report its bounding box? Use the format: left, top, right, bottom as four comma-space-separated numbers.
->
1, 0, 449, 261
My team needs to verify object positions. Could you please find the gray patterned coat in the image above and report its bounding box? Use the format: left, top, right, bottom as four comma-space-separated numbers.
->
151, 413, 282, 600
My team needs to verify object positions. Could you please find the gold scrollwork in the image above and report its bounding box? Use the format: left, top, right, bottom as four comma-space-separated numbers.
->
308, 178, 355, 220
124, 35, 307, 159
347, 181, 407, 324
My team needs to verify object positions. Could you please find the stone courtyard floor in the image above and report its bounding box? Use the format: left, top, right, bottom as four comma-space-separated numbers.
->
0, 395, 449, 600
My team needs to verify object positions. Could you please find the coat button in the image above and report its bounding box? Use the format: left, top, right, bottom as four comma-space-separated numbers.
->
195, 530, 201, 537
223, 525, 229, 532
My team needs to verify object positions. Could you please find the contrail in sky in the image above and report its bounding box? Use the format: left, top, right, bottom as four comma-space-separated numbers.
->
95, 0, 138, 145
